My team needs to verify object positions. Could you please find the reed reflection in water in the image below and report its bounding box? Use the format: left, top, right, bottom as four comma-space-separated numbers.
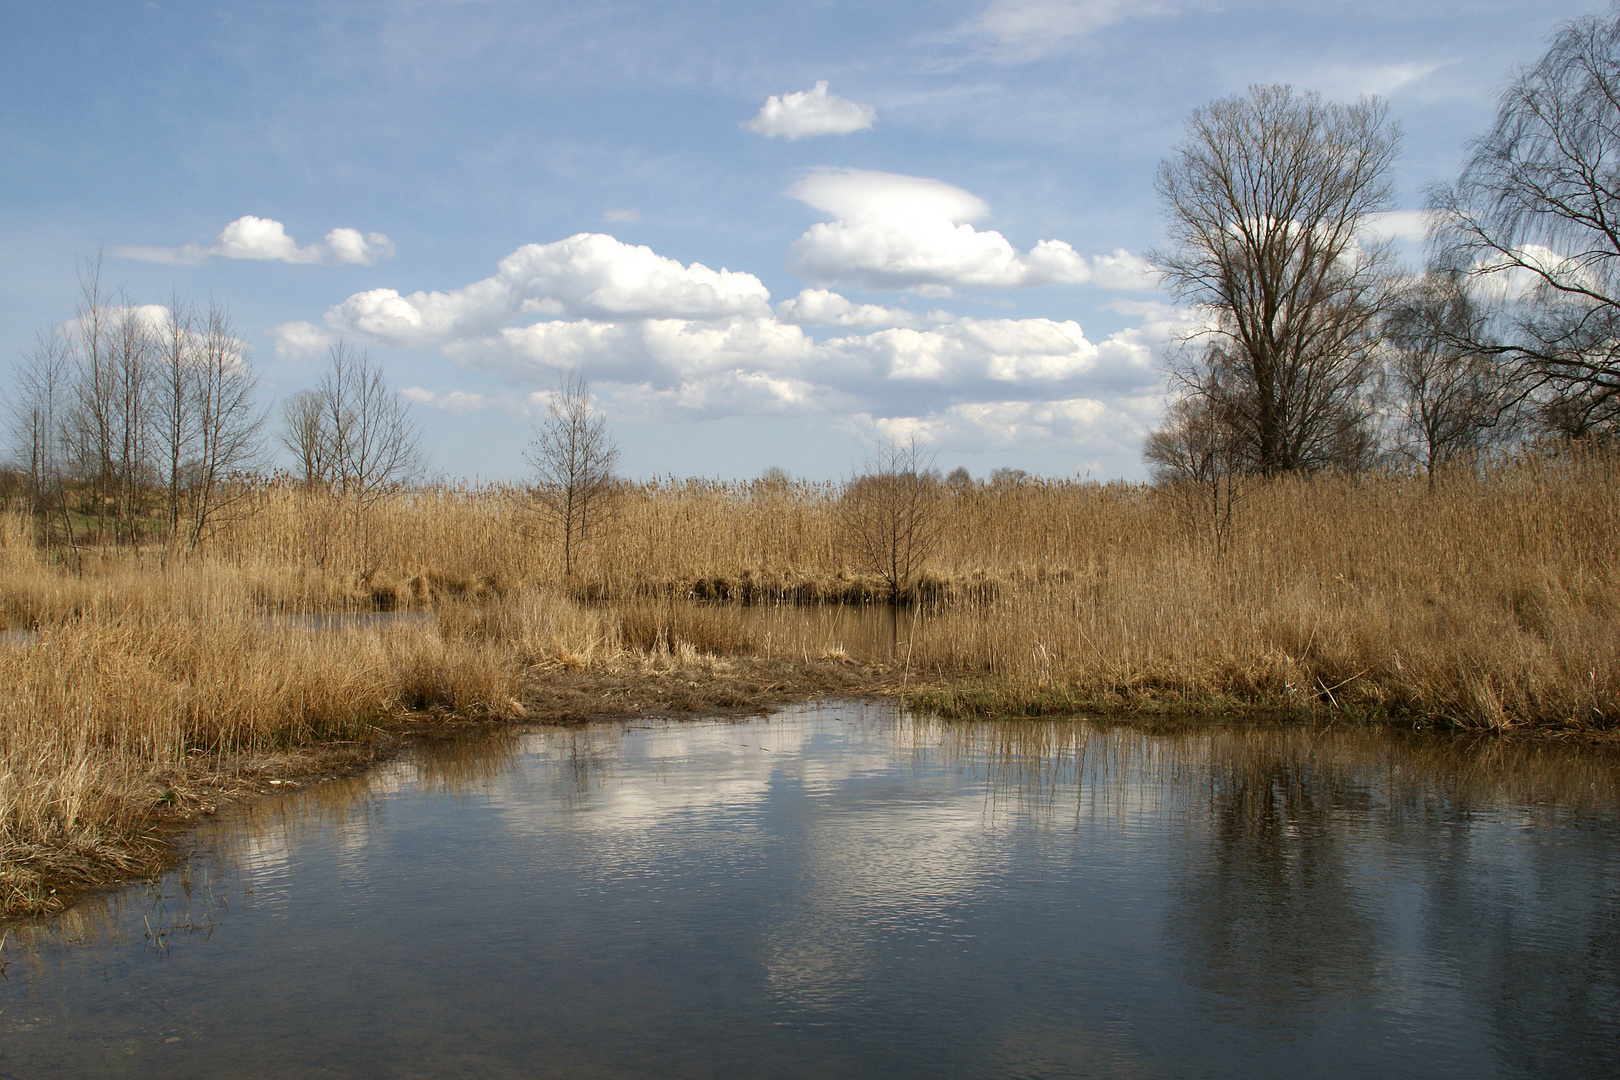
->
2, 706, 1616, 1079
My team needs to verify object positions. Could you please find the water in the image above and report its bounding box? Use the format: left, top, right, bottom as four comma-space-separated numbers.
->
3, 704, 1617, 1079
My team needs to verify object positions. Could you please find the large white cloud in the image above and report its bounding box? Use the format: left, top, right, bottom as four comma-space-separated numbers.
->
745, 81, 876, 139
435, 311, 1158, 428
308, 230, 1169, 453
116, 216, 394, 267
326, 233, 771, 347
786, 169, 1153, 293
463, 314, 815, 387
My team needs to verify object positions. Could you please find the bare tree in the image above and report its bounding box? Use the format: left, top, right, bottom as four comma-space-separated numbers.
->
108, 294, 155, 545
525, 370, 619, 578
279, 389, 332, 490
6, 328, 73, 540
316, 343, 424, 504
154, 289, 197, 536
1145, 363, 1249, 550
185, 301, 266, 547
1428, 7, 1620, 439
1151, 85, 1400, 475
63, 277, 155, 546
840, 436, 941, 603
1385, 274, 1518, 478
65, 257, 117, 539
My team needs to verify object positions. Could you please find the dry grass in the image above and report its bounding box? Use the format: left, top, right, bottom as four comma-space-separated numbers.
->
2, 449, 1617, 914
179, 451, 1619, 731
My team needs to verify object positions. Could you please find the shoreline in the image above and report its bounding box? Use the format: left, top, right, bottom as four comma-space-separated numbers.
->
7, 654, 1617, 923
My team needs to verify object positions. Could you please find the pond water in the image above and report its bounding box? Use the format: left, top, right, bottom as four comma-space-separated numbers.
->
3, 703, 1618, 1079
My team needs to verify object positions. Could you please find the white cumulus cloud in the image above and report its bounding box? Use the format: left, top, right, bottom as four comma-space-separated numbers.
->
463, 314, 815, 388
786, 169, 1152, 293
859, 394, 1161, 459
399, 387, 518, 414
305, 230, 1170, 455
325, 233, 772, 347
116, 216, 395, 266
746, 81, 876, 139
270, 320, 335, 361
1365, 210, 1433, 245
776, 288, 940, 330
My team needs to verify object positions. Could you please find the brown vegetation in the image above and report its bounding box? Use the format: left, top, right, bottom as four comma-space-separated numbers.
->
1, 449, 1617, 915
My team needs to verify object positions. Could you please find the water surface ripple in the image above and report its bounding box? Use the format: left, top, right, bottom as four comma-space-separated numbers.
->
3, 703, 1617, 1079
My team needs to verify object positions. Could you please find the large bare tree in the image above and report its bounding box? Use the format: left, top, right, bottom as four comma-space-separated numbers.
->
1150, 85, 1400, 475
525, 371, 619, 578
64, 258, 118, 539
1429, 8, 1620, 438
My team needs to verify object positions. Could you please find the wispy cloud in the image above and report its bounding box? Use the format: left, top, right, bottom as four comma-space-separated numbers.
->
955, 0, 1175, 58
1305, 60, 1446, 99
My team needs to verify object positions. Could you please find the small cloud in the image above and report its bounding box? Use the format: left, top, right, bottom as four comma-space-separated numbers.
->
776, 288, 929, 330
603, 209, 640, 223
115, 216, 395, 267
399, 387, 512, 414
270, 320, 333, 361
746, 81, 876, 140
111, 245, 207, 266
1365, 210, 1433, 245
1087, 248, 1156, 290
322, 226, 396, 265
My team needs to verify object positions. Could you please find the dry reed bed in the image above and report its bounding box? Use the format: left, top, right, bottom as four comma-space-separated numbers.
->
195, 454, 1620, 730
1, 454, 1616, 913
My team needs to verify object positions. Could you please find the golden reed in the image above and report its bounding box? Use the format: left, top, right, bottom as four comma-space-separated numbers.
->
1, 449, 1615, 913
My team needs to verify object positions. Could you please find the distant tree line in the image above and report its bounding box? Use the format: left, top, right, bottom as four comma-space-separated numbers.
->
1145, 7, 1620, 493
3, 262, 425, 558
4, 260, 269, 553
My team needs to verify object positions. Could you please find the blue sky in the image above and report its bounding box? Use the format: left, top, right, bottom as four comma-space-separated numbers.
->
0, 1, 1597, 482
